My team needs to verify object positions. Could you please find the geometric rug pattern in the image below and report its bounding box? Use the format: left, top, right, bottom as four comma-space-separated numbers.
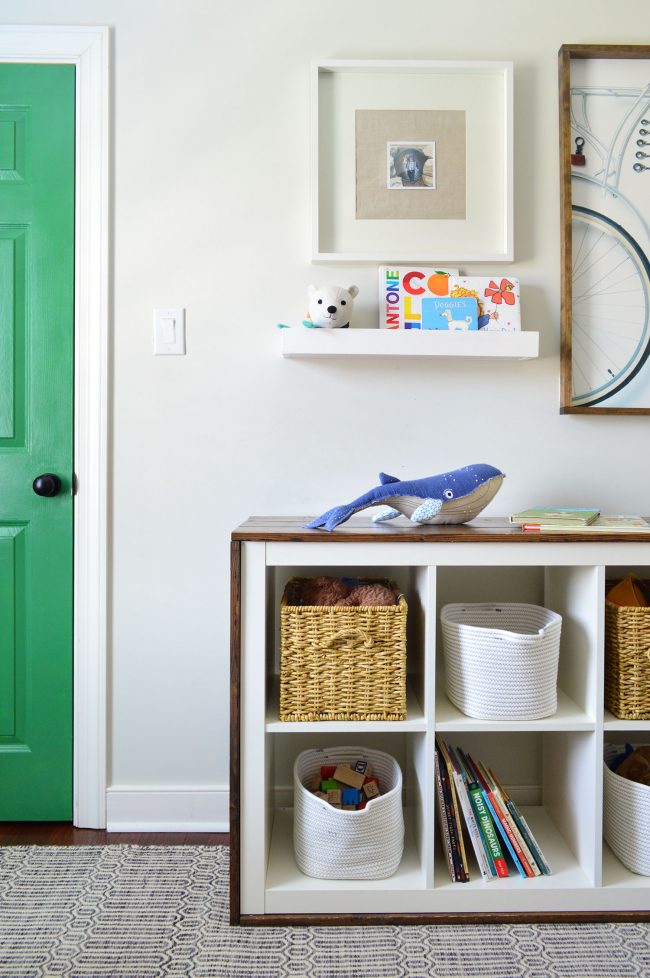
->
1, 846, 650, 977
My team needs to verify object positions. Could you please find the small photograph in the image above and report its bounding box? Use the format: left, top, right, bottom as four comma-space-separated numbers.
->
387, 141, 436, 189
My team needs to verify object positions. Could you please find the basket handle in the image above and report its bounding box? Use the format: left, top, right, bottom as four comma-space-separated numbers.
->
324, 627, 374, 651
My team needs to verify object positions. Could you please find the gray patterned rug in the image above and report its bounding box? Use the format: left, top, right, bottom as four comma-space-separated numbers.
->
0, 846, 649, 978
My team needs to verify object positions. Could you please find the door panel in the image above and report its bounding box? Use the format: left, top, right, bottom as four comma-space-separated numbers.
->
0, 65, 74, 819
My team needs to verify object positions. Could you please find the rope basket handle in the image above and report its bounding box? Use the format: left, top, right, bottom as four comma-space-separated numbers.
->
324, 627, 374, 651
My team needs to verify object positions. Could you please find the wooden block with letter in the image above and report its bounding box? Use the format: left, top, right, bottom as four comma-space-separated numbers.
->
363, 778, 380, 800
333, 764, 366, 789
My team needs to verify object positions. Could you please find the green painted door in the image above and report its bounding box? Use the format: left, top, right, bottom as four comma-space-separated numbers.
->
0, 65, 75, 819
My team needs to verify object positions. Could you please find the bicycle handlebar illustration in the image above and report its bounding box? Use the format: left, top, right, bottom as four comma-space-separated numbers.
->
570, 85, 650, 407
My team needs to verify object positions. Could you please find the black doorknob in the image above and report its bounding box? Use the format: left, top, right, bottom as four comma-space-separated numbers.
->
33, 473, 62, 497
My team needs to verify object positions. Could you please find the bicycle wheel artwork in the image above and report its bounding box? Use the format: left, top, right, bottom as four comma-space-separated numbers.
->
571, 207, 650, 407
560, 44, 650, 413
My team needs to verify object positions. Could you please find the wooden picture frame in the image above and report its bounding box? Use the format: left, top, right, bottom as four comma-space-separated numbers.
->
312, 60, 513, 263
559, 45, 650, 414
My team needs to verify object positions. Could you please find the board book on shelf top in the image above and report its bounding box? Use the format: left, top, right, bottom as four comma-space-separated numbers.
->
509, 507, 600, 526
379, 266, 458, 329
523, 515, 650, 533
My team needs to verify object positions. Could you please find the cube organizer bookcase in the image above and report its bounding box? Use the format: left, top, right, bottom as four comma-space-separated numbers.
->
230, 516, 650, 925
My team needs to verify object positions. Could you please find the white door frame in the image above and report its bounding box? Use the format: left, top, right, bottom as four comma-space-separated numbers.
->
0, 26, 109, 828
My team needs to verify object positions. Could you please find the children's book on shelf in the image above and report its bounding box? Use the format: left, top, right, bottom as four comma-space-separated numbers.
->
421, 297, 478, 332
378, 266, 458, 329
451, 276, 521, 331
456, 748, 508, 879
509, 507, 600, 527
434, 749, 462, 882
439, 740, 494, 881
438, 743, 552, 882
523, 515, 650, 533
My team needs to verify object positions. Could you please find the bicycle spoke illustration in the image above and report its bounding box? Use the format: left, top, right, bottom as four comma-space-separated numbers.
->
571, 207, 650, 406
568, 76, 650, 407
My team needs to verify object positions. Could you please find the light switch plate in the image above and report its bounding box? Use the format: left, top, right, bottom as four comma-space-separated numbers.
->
154, 308, 186, 355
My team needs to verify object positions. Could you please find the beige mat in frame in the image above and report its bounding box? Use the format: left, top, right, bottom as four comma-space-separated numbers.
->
356, 108, 466, 220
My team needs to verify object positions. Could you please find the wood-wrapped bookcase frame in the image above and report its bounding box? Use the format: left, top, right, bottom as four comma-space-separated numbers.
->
230, 516, 650, 925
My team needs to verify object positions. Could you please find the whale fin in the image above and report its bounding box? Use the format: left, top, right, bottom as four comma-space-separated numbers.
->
372, 506, 401, 523
411, 498, 443, 523
378, 472, 400, 485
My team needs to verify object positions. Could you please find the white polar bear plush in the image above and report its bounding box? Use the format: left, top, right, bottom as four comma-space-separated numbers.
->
306, 284, 359, 328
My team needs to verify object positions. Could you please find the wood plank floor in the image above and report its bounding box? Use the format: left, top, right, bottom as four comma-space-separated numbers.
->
0, 823, 229, 846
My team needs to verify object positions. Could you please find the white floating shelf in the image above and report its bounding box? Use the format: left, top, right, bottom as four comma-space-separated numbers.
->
280, 328, 539, 360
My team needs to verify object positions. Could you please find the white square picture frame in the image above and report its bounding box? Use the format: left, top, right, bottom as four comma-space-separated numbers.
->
311, 60, 513, 263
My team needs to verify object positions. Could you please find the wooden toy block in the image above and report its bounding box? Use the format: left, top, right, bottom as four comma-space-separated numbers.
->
342, 805, 357, 810
327, 788, 342, 805
321, 766, 336, 780
333, 764, 365, 789
341, 787, 361, 806
310, 773, 322, 791
321, 779, 339, 792
353, 759, 372, 778
314, 791, 328, 800
358, 798, 367, 810
363, 779, 380, 799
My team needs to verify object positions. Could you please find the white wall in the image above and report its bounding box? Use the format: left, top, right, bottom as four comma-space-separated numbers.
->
2, 0, 649, 827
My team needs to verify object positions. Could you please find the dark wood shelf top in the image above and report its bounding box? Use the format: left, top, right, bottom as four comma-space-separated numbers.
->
231, 516, 650, 544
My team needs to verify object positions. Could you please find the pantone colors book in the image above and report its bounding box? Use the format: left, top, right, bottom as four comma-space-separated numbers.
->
378, 266, 458, 329
422, 297, 478, 331
451, 276, 521, 331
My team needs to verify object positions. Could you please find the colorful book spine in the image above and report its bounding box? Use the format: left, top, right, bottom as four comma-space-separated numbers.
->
511, 808, 552, 876
437, 739, 471, 882
444, 742, 494, 881
437, 746, 468, 882
467, 784, 509, 878
434, 750, 458, 881
457, 748, 509, 878
487, 766, 551, 876
470, 757, 532, 878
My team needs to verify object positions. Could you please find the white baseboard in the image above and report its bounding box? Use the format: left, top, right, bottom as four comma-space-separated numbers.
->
106, 785, 228, 832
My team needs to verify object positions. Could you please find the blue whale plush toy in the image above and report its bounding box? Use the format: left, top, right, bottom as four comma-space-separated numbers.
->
305, 463, 505, 532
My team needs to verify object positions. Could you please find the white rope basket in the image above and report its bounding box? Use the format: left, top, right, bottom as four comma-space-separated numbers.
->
293, 746, 404, 880
604, 743, 650, 876
441, 603, 562, 720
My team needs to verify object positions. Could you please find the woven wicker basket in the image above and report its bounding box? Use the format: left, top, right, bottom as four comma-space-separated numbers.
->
293, 746, 404, 880
440, 602, 562, 720
604, 743, 650, 876
605, 598, 650, 720
279, 578, 407, 722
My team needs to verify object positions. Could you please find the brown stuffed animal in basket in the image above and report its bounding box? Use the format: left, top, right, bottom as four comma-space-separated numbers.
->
335, 583, 397, 607
298, 576, 351, 606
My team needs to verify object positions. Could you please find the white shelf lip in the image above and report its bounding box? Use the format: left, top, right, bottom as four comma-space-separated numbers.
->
435, 688, 595, 732
266, 677, 426, 732
281, 329, 539, 360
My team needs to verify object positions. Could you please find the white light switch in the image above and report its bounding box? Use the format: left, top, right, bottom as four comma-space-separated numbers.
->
154, 308, 186, 355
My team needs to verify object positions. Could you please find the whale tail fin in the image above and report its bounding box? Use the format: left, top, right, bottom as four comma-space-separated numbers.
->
304, 503, 357, 532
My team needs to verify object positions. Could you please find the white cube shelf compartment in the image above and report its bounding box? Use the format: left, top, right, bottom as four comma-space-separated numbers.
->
230, 517, 650, 924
